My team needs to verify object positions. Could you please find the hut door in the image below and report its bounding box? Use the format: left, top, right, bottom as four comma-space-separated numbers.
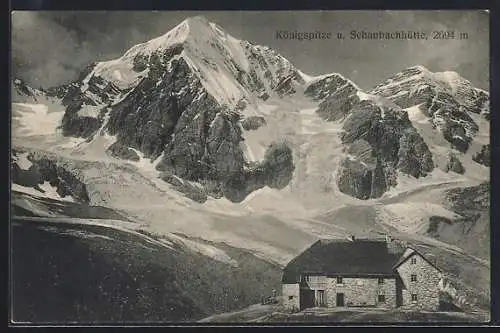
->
317, 290, 326, 307
336, 293, 345, 307
300, 289, 315, 309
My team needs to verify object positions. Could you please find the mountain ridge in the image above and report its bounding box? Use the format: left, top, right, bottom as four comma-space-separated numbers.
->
11, 16, 490, 203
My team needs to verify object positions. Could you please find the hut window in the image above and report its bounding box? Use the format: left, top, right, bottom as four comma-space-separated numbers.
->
337, 276, 343, 284
411, 274, 417, 282
411, 257, 417, 264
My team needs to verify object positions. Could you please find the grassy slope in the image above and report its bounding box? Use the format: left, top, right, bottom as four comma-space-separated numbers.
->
11, 212, 281, 324
11, 220, 202, 323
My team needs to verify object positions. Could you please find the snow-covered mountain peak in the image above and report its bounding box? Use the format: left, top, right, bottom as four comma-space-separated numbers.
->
86, 15, 307, 107
368, 65, 489, 155
370, 65, 489, 109
434, 70, 462, 81
185, 15, 211, 25
406, 65, 430, 72
432, 70, 488, 96
374, 65, 488, 96
116, 16, 216, 60
122, 21, 189, 59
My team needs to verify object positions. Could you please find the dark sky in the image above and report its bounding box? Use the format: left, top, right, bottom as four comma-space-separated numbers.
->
11, 10, 489, 91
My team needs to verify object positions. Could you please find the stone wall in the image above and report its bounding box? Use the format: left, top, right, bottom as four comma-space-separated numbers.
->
283, 276, 393, 309
282, 283, 300, 311
396, 252, 441, 311
379, 278, 397, 309
324, 277, 397, 308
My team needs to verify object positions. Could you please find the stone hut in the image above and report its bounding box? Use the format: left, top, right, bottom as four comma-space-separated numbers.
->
281, 237, 441, 312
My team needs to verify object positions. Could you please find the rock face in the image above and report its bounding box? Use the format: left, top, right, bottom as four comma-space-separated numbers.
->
397, 128, 435, 178
160, 171, 209, 203
157, 107, 243, 182
240, 116, 266, 131
238, 39, 306, 96
304, 72, 435, 199
107, 143, 140, 162
107, 56, 206, 161
336, 99, 433, 199
12, 79, 45, 103
102, 56, 296, 204
444, 152, 465, 174
472, 144, 490, 167
158, 139, 294, 203
11, 149, 90, 203
45, 62, 122, 139
370, 66, 488, 153
12, 78, 63, 108
445, 182, 490, 212
219, 142, 295, 203
305, 74, 361, 121
44, 16, 303, 203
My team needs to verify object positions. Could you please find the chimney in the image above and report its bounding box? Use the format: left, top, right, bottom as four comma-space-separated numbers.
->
385, 234, 401, 254
347, 235, 355, 242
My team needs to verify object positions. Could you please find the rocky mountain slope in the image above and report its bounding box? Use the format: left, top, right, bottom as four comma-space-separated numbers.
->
432, 182, 490, 260
14, 17, 490, 203
370, 66, 489, 153
11, 148, 90, 204
28, 16, 308, 203
11, 14, 490, 245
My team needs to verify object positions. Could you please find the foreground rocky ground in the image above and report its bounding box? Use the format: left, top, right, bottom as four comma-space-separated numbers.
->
199, 304, 490, 323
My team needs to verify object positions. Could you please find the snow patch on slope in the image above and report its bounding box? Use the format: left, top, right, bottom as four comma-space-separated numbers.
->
380, 169, 468, 201
406, 104, 430, 124
77, 104, 102, 118
12, 152, 33, 170
307, 72, 362, 91
12, 103, 63, 136
12, 182, 76, 203
168, 233, 239, 267
433, 71, 465, 94
377, 202, 461, 234
356, 90, 401, 111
